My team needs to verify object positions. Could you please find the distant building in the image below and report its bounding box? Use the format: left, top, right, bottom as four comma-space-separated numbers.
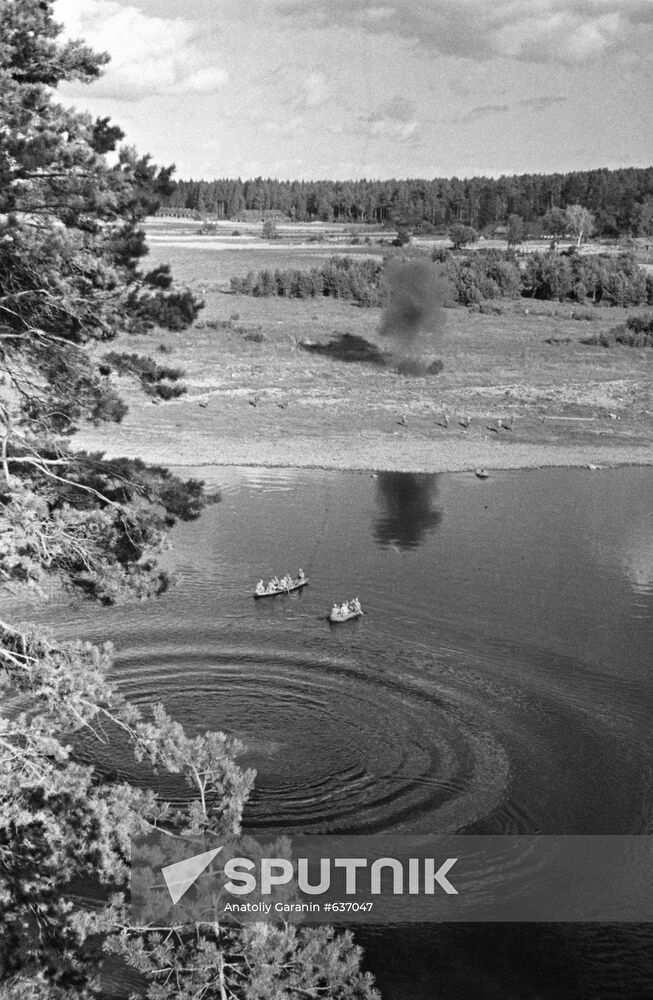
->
155, 208, 202, 220
234, 209, 290, 223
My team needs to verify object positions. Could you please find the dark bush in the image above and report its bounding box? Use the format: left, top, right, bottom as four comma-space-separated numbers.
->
582, 312, 653, 347
392, 227, 411, 247
230, 272, 255, 294
252, 269, 276, 296
523, 251, 648, 305
523, 253, 574, 300
102, 352, 187, 400
143, 264, 174, 289
148, 382, 187, 399
442, 250, 521, 305
132, 287, 203, 330
103, 352, 185, 383
231, 256, 384, 305
625, 313, 653, 335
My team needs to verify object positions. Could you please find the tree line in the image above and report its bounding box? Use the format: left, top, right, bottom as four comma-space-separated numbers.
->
160, 168, 653, 237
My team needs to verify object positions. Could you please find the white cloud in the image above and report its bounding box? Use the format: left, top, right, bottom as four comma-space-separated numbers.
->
279, 0, 653, 64
54, 0, 228, 100
360, 95, 419, 140
492, 8, 626, 61
254, 62, 331, 112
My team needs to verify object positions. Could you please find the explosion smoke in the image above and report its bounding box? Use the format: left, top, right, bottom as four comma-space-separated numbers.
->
378, 258, 450, 352
300, 258, 450, 376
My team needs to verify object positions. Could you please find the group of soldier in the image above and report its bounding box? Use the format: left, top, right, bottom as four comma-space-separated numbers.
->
255, 568, 305, 595
330, 597, 362, 619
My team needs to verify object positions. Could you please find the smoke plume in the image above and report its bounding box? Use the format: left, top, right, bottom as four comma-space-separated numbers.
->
378, 258, 450, 352
300, 257, 450, 376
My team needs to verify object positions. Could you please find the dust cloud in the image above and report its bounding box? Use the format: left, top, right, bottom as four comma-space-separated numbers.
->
377, 258, 450, 360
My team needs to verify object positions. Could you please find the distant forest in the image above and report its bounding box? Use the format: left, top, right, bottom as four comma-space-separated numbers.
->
160, 167, 653, 237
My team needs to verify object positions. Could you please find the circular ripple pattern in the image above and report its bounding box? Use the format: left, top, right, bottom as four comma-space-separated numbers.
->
43, 608, 649, 839
109, 625, 513, 834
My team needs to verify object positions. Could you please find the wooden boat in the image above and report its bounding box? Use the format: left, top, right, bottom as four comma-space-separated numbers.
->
329, 602, 363, 623
253, 576, 308, 598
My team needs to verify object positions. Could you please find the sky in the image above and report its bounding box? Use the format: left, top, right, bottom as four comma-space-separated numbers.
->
54, 0, 653, 181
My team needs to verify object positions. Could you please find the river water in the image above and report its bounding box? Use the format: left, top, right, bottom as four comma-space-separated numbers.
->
33, 466, 653, 999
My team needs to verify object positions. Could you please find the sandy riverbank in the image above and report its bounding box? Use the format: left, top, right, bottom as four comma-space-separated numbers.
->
74, 424, 653, 475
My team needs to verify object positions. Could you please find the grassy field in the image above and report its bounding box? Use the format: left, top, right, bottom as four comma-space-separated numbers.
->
74, 222, 653, 472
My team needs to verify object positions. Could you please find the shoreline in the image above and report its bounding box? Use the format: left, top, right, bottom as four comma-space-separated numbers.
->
73, 429, 653, 474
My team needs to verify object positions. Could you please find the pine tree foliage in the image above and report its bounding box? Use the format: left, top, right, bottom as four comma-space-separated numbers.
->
0, 618, 254, 991
104, 921, 379, 1000
0, 0, 205, 604
0, 612, 377, 998
0, 6, 380, 998
0, 0, 201, 452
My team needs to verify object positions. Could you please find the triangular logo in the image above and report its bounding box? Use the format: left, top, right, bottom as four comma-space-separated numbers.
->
161, 846, 223, 904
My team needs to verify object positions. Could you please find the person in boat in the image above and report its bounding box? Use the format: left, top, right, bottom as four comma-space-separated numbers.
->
255, 580, 265, 595
298, 568, 305, 581
340, 603, 349, 616
331, 603, 340, 617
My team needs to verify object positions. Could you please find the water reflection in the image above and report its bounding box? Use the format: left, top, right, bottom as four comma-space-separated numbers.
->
374, 472, 442, 549
621, 526, 653, 596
